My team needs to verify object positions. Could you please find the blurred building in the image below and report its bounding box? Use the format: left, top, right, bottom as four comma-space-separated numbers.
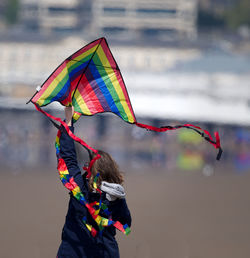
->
19, 0, 84, 33
199, 0, 238, 13
0, 1, 5, 17
0, 0, 7, 30
91, 0, 198, 41
17, 0, 198, 42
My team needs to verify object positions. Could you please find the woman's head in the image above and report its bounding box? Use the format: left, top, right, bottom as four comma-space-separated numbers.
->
88, 150, 124, 191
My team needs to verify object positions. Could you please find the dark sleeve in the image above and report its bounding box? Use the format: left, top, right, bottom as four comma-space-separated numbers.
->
59, 126, 87, 193
109, 198, 132, 227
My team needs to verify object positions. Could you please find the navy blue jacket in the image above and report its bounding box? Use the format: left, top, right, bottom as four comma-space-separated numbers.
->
57, 127, 131, 258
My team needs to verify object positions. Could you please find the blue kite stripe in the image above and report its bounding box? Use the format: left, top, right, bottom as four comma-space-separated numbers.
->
50, 78, 71, 103
87, 60, 121, 116
50, 62, 89, 103
84, 64, 113, 113
68, 61, 89, 82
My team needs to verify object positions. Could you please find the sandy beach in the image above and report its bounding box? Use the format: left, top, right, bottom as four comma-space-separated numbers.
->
1, 167, 250, 258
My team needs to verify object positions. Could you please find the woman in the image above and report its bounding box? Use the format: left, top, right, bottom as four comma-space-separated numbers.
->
57, 106, 131, 258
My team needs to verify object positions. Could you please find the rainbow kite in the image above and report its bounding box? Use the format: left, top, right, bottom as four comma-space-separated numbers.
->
28, 37, 222, 236
31, 37, 135, 124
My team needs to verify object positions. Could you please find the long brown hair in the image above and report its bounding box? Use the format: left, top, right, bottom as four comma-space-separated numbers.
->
88, 150, 124, 191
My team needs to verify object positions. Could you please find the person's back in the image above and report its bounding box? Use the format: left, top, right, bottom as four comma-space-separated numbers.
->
57, 107, 131, 258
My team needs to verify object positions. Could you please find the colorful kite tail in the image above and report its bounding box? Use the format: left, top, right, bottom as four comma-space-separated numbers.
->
135, 122, 222, 160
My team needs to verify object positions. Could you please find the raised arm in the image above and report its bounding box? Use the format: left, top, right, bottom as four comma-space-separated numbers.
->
59, 106, 85, 190
65, 106, 74, 127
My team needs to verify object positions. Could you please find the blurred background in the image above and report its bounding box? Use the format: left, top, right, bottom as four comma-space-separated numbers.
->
0, 0, 250, 257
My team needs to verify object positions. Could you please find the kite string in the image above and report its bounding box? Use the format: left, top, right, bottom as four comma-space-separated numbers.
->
86, 154, 101, 179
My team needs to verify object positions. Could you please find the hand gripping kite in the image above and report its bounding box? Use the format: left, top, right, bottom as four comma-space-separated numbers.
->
27, 37, 222, 236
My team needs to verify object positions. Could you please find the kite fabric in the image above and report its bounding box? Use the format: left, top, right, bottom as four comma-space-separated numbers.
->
31, 37, 136, 124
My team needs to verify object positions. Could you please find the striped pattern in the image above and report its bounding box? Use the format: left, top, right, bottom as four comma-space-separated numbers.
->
32, 37, 136, 124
